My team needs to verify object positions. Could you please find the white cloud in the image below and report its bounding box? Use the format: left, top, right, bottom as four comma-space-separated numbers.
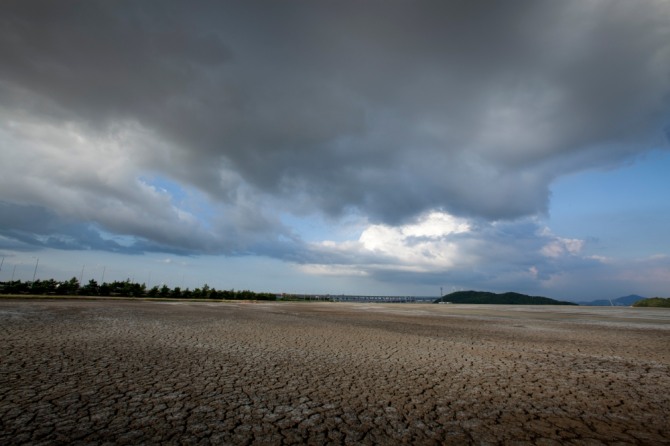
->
541, 238, 584, 258
311, 211, 473, 274
358, 212, 473, 271
303, 211, 593, 289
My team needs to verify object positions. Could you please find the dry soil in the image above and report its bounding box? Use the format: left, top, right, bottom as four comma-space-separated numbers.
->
1, 299, 669, 445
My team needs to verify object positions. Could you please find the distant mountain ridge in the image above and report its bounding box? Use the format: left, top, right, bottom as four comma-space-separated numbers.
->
434, 291, 577, 305
579, 294, 645, 306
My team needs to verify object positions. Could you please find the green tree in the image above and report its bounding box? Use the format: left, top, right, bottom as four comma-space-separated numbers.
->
60, 277, 80, 295
159, 284, 170, 297
81, 279, 99, 295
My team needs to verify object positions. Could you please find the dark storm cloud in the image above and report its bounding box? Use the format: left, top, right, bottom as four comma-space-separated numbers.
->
0, 201, 136, 252
0, 200, 284, 256
1, 0, 669, 254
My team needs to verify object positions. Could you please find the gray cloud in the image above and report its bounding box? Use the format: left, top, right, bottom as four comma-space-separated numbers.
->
0, 201, 137, 253
1, 0, 669, 256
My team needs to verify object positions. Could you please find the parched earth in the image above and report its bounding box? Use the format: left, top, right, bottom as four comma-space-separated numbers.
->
1, 299, 669, 445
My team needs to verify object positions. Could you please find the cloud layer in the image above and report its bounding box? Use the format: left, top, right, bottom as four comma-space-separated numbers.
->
1, 1, 669, 296
302, 212, 592, 288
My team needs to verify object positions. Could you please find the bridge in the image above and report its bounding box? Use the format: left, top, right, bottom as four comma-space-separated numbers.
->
279, 294, 437, 303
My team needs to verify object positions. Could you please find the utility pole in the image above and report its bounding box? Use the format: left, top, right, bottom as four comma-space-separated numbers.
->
32, 258, 39, 283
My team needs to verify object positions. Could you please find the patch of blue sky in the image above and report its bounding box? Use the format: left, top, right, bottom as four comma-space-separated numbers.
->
139, 174, 218, 231
549, 149, 670, 258
96, 229, 138, 248
139, 174, 189, 204
279, 212, 366, 243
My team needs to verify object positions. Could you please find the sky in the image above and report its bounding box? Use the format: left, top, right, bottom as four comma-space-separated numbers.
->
1, 0, 669, 302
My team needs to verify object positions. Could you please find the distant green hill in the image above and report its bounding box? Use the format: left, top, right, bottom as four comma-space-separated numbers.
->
434, 290, 577, 305
632, 297, 670, 308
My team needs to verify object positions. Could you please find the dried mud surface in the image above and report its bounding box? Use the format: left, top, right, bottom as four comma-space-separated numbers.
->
1, 299, 669, 445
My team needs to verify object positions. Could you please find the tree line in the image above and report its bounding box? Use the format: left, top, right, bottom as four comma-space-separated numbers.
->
0, 278, 277, 300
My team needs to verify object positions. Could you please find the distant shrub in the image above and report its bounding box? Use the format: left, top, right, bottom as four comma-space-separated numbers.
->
633, 297, 670, 308
0, 278, 275, 301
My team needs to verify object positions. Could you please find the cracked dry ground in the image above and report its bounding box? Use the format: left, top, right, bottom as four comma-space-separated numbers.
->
1, 300, 669, 445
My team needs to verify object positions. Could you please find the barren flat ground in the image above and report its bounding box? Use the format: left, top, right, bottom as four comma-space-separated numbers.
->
1, 299, 669, 445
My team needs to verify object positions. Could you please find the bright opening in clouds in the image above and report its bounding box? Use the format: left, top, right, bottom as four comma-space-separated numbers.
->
1, 0, 669, 300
